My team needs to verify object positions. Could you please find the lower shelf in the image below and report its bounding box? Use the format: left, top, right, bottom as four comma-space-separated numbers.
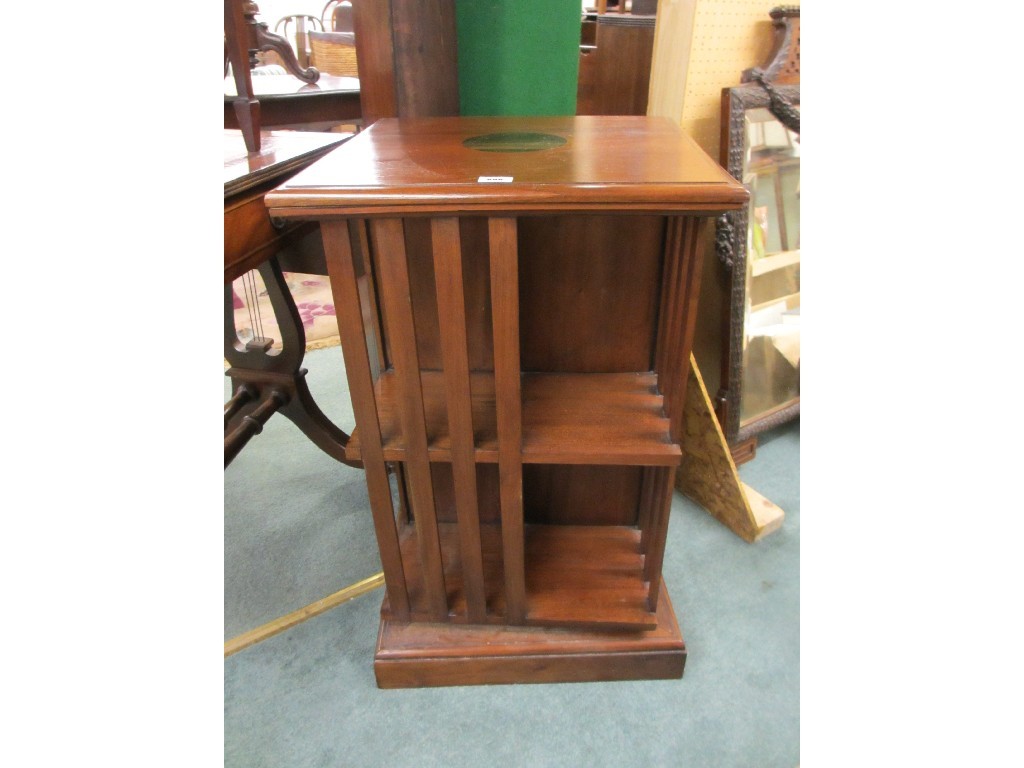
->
395, 522, 657, 631
374, 577, 685, 688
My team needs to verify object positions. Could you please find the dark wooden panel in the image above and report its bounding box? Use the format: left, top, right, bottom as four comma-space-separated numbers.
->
518, 215, 665, 372
352, 0, 459, 123
351, 0, 398, 124
523, 465, 642, 526
391, 0, 460, 117
576, 15, 656, 116
489, 217, 527, 625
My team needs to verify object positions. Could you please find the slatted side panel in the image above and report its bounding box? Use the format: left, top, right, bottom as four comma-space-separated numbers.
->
321, 219, 410, 620
488, 217, 527, 625
644, 215, 708, 608
667, 217, 709, 442
372, 219, 449, 622
431, 217, 488, 623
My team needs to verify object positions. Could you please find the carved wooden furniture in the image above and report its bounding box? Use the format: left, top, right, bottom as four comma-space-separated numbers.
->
274, 14, 324, 69
224, 0, 322, 151
266, 115, 746, 687
323, 0, 354, 33
711, 6, 800, 462
309, 31, 360, 77
224, 74, 361, 132
350, 0, 460, 124
224, 129, 359, 467
577, 11, 657, 116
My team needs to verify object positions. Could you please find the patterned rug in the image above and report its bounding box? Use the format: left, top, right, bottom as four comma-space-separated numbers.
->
231, 271, 342, 352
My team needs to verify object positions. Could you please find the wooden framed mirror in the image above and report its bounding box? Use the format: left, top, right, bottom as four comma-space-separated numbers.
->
714, 6, 800, 458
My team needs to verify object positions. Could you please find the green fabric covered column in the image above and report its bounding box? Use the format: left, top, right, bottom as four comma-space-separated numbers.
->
454, 0, 582, 116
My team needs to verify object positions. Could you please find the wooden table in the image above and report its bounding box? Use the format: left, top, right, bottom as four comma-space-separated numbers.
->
224, 129, 358, 467
224, 74, 361, 131
266, 116, 747, 687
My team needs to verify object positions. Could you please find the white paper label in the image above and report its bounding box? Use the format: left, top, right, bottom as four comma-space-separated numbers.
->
477, 176, 513, 183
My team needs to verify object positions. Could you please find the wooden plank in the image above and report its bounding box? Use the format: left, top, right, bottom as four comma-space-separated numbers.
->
488, 217, 527, 624
346, 371, 680, 466
431, 217, 487, 623
372, 218, 449, 621
676, 354, 785, 542
741, 482, 786, 539
224, 573, 384, 657
350, 0, 398, 124
321, 219, 410, 620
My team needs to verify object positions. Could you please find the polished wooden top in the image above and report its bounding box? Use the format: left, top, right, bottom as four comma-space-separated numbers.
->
265, 116, 747, 216
224, 74, 360, 100
224, 130, 349, 198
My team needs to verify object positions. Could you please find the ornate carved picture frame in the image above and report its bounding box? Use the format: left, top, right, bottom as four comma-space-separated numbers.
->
716, 80, 801, 446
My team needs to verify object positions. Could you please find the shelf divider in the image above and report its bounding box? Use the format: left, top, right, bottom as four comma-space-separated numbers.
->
431, 217, 488, 623
489, 216, 527, 625
373, 218, 449, 622
321, 219, 411, 621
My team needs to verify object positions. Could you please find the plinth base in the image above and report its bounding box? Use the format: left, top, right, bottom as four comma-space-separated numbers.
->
374, 579, 685, 688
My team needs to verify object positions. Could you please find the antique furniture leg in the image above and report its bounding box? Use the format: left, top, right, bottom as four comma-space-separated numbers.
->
224, 0, 322, 153
254, 15, 321, 83
224, 0, 261, 152
225, 256, 359, 468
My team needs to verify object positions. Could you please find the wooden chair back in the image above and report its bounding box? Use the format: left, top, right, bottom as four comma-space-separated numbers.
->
309, 30, 359, 77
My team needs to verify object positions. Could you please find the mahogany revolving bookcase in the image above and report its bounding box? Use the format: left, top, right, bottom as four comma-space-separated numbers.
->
266, 116, 747, 688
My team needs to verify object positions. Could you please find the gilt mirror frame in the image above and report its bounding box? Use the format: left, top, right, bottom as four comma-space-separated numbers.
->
716, 80, 800, 446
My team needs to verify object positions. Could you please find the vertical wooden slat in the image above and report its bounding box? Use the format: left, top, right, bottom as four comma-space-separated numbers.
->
431, 217, 488, 623
637, 465, 657, 554
349, 220, 387, 376
488, 217, 527, 625
653, 216, 685, 398
668, 217, 709, 442
372, 218, 449, 621
321, 219, 410, 621
643, 466, 678, 611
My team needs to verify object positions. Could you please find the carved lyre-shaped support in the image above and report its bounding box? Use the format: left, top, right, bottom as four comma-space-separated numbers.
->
224, 256, 359, 468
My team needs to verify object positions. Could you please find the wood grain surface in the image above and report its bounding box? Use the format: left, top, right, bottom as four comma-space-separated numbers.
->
266, 116, 747, 216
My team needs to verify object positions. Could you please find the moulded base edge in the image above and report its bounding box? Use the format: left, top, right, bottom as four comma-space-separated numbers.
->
373, 578, 686, 688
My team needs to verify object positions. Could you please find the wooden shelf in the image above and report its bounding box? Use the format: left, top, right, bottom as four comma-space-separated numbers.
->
395, 522, 657, 631
346, 371, 681, 466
